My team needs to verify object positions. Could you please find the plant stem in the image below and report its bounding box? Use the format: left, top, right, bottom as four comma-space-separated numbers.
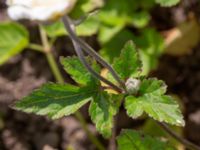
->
46, 52, 65, 83
60, 14, 200, 150
38, 25, 105, 150
39, 25, 64, 83
158, 122, 200, 150
75, 112, 105, 150
63, 17, 122, 93
62, 16, 125, 91
28, 43, 44, 52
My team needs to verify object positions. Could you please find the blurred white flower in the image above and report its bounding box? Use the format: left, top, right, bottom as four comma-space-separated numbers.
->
6, 0, 77, 21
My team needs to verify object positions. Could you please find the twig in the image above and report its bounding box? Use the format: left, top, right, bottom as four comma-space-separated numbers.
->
62, 16, 122, 93
158, 122, 200, 150
62, 16, 125, 90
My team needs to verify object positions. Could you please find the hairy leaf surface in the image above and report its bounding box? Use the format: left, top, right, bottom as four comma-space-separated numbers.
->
125, 79, 185, 126
89, 92, 121, 138
113, 41, 142, 80
61, 57, 100, 86
15, 83, 95, 119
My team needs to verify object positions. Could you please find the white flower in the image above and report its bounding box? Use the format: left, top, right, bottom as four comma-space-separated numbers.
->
6, 0, 77, 21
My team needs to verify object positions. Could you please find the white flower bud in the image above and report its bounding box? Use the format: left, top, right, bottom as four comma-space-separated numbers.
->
6, 0, 77, 21
125, 78, 141, 95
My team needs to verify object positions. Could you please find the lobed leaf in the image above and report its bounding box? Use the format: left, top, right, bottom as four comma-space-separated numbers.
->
89, 92, 121, 138
14, 83, 95, 119
0, 22, 29, 65
113, 41, 142, 80
60, 56, 100, 86
117, 129, 175, 150
139, 78, 167, 95
125, 79, 185, 126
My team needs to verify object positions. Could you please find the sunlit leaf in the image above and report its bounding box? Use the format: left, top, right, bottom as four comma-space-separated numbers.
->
60, 56, 100, 86
0, 22, 29, 65
125, 79, 185, 126
14, 83, 94, 119
113, 41, 142, 80
89, 92, 121, 137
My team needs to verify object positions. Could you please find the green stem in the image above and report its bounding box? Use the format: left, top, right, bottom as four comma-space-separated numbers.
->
159, 122, 200, 150
28, 44, 44, 52
75, 112, 105, 150
62, 16, 125, 91
46, 52, 65, 83
38, 25, 105, 150
39, 25, 64, 83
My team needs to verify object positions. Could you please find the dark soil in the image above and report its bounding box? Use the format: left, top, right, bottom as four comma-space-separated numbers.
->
0, 0, 200, 149
152, 46, 200, 145
151, 0, 200, 145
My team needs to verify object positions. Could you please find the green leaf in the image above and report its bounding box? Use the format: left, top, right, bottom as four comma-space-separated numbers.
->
99, 28, 164, 75
155, 0, 180, 6
43, 17, 99, 38
139, 78, 167, 95
125, 79, 185, 126
14, 83, 94, 119
98, 0, 138, 27
42, 21, 66, 38
60, 56, 100, 86
0, 22, 29, 65
99, 29, 135, 63
142, 119, 183, 148
98, 0, 150, 28
76, 17, 100, 36
139, 0, 155, 9
134, 28, 164, 75
98, 25, 123, 45
113, 41, 142, 80
70, 0, 104, 18
117, 129, 175, 150
89, 92, 121, 138
130, 11, 150, 28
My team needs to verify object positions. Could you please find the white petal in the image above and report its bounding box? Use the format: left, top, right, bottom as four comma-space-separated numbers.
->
6, 0, 77, 21
7, 0, 32, 7
7, 5, 31, 20
31, 1, 71, 21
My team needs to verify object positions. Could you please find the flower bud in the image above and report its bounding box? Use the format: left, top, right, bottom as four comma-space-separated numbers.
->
125, 78, 141, 95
